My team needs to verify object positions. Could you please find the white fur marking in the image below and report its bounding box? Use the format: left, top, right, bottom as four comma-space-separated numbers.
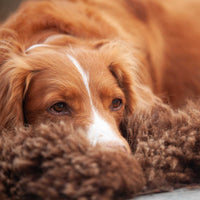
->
87, 109, 123, 146
25, 44, 50, 52
67, 54, 91, 103
67, 54, 122, 146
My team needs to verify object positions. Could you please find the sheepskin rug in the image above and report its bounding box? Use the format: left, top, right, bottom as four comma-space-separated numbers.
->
0, 100, 200, 200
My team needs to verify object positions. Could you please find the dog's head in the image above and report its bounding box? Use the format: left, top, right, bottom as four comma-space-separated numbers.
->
0, 33, 143, 152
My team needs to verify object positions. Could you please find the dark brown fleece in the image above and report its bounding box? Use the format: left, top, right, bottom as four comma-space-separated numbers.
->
127, 100, 200, 193
0, 123, 144, 200
0, 101, 200, 200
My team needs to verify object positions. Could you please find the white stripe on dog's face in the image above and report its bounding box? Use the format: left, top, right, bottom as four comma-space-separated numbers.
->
87, 108, 123, 146
67, 54, 123, 146
67, 54, 91, 102
25, 44, 50, 52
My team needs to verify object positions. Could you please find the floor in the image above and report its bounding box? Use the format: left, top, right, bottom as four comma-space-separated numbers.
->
133, 188, 200, 200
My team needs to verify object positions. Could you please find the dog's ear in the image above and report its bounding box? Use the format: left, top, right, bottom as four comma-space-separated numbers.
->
0, 58, 33, 130
0, 31, 31, 130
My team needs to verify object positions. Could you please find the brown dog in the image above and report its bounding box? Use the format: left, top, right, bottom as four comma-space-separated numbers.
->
0, 0, 200, 152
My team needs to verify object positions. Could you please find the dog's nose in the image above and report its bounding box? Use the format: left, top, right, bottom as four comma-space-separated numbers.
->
104, 142, 131, 153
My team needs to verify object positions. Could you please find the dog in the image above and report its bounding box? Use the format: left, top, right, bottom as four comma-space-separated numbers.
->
0, 0, 200, 152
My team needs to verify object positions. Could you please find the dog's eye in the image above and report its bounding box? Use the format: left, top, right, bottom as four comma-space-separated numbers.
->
110, 98, 123, 111
48, 102, 71, 115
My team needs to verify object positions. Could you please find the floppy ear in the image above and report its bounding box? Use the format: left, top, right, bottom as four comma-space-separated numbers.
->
0, 31, 31, 130
0, 58, 33, 130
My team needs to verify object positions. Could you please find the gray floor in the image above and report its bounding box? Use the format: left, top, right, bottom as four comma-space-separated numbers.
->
133, 188, 200, 200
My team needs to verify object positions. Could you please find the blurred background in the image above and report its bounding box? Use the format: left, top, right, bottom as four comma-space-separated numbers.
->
0, 0, 24, 22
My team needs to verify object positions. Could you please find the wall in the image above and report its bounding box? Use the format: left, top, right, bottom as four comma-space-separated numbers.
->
0, 0, 23, 22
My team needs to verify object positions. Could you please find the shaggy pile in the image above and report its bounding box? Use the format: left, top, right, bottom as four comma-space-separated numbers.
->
127, 100, 200, 193
0, 100, 200, 199
0, 123, 144, 200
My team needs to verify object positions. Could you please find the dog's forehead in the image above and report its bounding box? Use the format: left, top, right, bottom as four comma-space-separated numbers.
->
25, 48, 87, 89
26, 44, 118, 90
27, 44, 108, 73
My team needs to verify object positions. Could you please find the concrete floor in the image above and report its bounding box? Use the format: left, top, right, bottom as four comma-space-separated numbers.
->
133, 188, 200, 200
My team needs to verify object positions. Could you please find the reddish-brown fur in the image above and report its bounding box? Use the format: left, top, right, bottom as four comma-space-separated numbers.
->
0, 0, 200, 150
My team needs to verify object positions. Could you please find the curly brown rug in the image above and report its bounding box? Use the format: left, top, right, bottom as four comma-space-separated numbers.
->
0, 100, 200, 200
